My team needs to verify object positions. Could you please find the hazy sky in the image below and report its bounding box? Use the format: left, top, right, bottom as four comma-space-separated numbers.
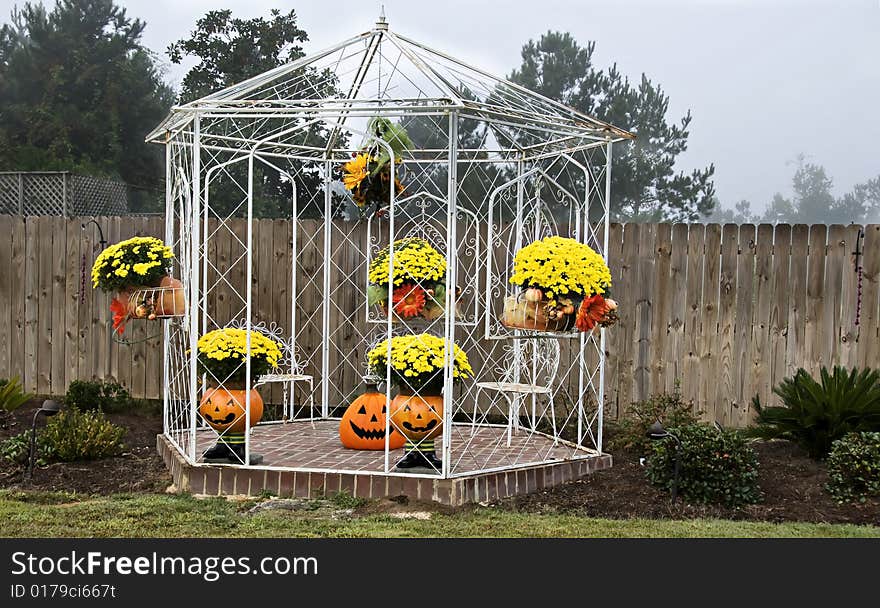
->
2, 0, 878, 212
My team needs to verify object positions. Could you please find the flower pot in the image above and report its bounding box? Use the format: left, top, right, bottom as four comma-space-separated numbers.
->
390, 390, 444, 442
154, 276, 186, 317
501, 294, 572, 332
118, 275, 186, 320
198, 386, 264, 434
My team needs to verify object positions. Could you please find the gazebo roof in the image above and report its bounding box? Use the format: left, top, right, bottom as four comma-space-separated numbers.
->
147, 16, 633, 150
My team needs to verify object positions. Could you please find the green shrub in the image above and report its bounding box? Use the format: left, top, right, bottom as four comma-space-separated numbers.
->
750, 366, 880, 459
64, 380, 131, 413
40, 409, 125, 462
0, 431, 53, 466
826, 432, 880, 503
646, 423, 762, 507
608, 386, 702, 453
0, 376, 32, 414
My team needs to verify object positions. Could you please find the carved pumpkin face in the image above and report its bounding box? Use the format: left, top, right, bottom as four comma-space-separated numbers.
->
339, 388, 405, 450
390, 393, 444, 442
198, 388, 264, 433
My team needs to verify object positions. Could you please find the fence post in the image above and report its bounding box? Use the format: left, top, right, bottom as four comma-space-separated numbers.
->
62, 172, 68, 217
17, 173, 23, 215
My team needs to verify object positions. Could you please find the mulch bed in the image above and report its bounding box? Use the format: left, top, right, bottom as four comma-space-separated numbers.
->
496, 440, 880, 526
0, 399, 171, 495
2, 400, 878, 525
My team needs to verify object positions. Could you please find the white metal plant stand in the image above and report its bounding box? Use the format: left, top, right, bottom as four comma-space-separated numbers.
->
148, 15, 633, 479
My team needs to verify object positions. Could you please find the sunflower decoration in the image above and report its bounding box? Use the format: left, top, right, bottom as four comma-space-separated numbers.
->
338, 117, 411, 212
367, 238, 451, 322
503, 235, 619, 334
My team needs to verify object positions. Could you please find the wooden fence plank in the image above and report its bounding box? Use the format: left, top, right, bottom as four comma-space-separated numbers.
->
36, 217, 54, 394
786, 225, 809, 378
682, 223, 705, 414
9, 217, 26, 386
838, 225, 862, 369
0, 215, 12, 380
749, 224, 774, 414
650, 223, 672, 394
804, 225, 827, 378
715, 224, 738, 427
824, 225, 846, 368
49, 216, 67, 395
632, 223, 655, 403
768, 224, 792, 397
63, 219, 81, 391
615, 223, 639, 413
665, 224, 689, 394
78, 217, 95, 383
698, 224, 722, 422
733, 223, 756, 427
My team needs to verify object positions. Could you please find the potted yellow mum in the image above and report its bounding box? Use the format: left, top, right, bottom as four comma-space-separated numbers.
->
366, 333, 473, 470
195, 327, 282, 464
367, 238, 452, 322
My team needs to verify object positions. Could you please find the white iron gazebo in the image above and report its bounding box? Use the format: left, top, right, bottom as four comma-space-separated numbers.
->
147, 16, 633, 492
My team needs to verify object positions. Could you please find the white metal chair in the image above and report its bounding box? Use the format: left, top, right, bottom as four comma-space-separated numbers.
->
229, 320, 315, 424
473, 338, 560, 446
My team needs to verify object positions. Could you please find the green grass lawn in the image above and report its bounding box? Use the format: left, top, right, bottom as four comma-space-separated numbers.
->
1, 491, 877, 538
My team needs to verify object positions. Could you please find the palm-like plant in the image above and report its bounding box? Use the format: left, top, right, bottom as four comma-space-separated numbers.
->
750, 366, 880, 459
0, 377, 32, 414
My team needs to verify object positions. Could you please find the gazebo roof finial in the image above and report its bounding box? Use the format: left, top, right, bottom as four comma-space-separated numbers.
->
375, 5, 388, 31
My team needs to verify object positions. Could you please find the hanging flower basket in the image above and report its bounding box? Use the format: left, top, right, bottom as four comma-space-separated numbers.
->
504, 236, 618, 334
368, 238, 457, 322
338, 117, 411, 212
91, 236, 185, 334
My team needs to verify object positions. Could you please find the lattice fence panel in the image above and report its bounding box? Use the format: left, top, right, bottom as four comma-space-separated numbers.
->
0, 172, 129, 216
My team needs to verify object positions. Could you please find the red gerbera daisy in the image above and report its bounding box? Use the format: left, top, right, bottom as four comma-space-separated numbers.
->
392, 283, 427, 318
575, 294, 610, 332
109, 297, 129, 335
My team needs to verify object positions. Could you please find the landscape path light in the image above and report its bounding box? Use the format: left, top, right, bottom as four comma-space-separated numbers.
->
26, 399, 62, 481
647, 420, 682, 503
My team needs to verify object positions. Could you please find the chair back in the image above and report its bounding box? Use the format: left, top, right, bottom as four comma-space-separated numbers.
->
226, 319, 300, 375
500, 338, 560, 389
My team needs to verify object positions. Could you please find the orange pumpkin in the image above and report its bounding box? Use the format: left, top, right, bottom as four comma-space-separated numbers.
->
198, 387, 264, 433
339, 386, 405, 450
390, 393, 444, 442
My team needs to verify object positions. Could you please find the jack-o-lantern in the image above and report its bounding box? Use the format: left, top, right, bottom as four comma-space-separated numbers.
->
198, 387, 264, 433
339, 385, 405, 450
390, 393, 444, 442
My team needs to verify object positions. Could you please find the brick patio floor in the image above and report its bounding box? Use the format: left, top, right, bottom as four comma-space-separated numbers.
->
195, 420, 591, 474
159, 420, 613, 505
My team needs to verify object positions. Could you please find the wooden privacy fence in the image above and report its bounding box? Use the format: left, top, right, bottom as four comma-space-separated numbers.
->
0, 215, 877, 427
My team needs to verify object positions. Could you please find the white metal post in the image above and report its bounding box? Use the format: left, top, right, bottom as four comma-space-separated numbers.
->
598, 140, 612, 454
245, 154, 254, 466
442, 111, 458, 478
162, 136, 173, 437
321, 159, 332, 419
188, 116, 202, 464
